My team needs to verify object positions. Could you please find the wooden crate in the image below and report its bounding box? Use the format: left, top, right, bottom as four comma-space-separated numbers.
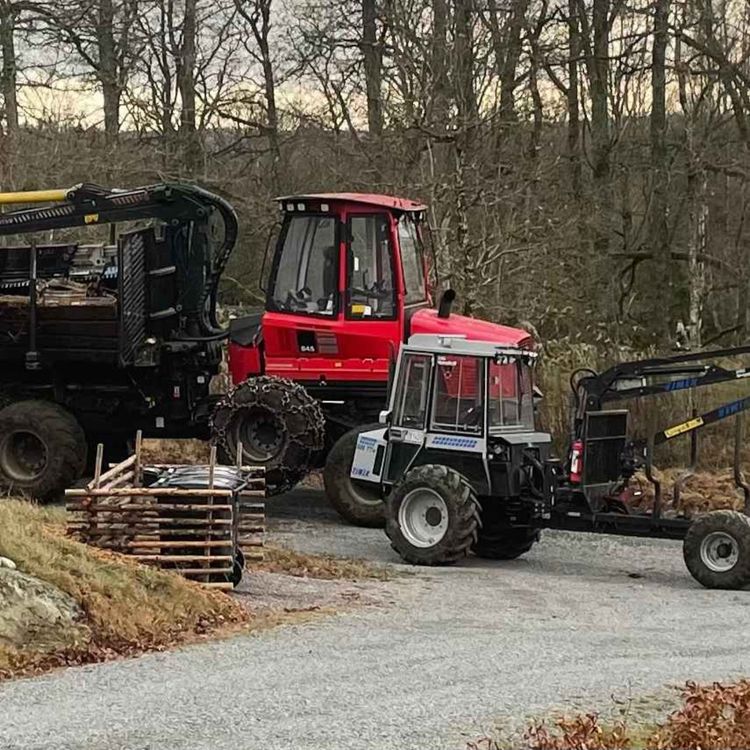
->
66, 433, 265, 590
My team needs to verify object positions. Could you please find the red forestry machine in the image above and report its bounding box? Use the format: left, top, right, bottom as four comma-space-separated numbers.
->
216, 193, 532, 524
0, 185, 531, 525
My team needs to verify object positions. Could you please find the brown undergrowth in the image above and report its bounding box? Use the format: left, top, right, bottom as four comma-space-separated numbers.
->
469, 680, 750, 749
258, 545, 393, 581
627, 468, 745, 516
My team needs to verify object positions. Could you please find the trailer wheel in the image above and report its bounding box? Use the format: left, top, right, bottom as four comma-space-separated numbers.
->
474, 526, 540, 560
386, 464, 480, 565
683, 510, 750, 589
0, 400, 86, 502
324, 424, 384, 527
211, 376, 325, 495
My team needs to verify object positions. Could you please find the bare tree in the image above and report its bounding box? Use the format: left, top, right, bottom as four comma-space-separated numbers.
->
38, 0, 141, 140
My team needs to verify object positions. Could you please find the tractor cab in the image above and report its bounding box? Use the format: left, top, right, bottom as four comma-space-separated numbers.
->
350, 334, 549, 500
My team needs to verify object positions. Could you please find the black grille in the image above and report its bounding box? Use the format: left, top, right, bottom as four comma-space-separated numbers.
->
118, 230, 147, 364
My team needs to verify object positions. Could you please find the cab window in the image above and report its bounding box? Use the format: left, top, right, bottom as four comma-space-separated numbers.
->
398, 216, 426, 305
269, 215, 337, 315
346, 214, 396, 318
431, 355, 484, 433
489, 360, 534, 429
394, 353, 432, 428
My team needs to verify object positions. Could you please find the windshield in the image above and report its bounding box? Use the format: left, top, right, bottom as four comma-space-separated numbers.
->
269, 215, 337, 315
488, 359, 535, 430
431, 355, 484, 433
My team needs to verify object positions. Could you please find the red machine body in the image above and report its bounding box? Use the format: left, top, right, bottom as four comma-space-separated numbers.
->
227, 193, 531, 426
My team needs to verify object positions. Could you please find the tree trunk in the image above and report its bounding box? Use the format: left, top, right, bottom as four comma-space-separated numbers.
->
256, 0, 279, 165
495, 0, 528, 126
430, 0, 449, 128
0, 2, 19, 136
649, 0, 670, 337
178, 0, 199, 175
97, 0, 120, 140
687, 168, 707, 350
589, 0, 612, 260
361, 0, 382, 137
453, 0, 477, 129
566, 0, 581, 198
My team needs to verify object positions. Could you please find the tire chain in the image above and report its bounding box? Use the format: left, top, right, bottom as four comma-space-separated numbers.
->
210, 376, 325, 493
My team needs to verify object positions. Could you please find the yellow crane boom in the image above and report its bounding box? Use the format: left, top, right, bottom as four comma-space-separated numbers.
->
0, 188, 70, 205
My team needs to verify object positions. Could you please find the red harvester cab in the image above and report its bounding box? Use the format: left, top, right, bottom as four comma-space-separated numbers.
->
227, 193, 531, 427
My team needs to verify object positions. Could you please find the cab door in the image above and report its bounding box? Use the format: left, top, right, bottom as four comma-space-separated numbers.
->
383, 352, 432, 483
335, 208, 403, 384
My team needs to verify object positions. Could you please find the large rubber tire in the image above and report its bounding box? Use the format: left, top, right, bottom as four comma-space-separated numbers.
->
385, 464, 480, 565
683, 510, 750, 589
211, 376, 325, 495
0, 400, 87, 502
324, 423, 384, 527
474, 525, 540, 560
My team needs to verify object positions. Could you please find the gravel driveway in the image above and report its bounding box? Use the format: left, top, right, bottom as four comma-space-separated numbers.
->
2, 488, 750, 750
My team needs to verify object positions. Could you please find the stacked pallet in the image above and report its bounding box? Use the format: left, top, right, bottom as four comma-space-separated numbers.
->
66, 433, 265, 589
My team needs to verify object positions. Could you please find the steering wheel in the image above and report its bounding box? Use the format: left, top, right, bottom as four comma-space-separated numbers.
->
460, 405, 483, 427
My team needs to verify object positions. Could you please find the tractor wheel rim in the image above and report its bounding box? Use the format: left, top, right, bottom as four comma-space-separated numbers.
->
700, 531, 739, 573
0, 430, 47, 482
398, 488, 448, 548
234, 409, 286, 462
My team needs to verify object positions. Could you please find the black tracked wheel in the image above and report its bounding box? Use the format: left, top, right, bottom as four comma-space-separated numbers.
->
473, 523, 540, 560
324, 423, 385, 527
211, 376, 325, 495
0, 400, 87, 502
385, 464, 481, 565
683, 510, 750, 589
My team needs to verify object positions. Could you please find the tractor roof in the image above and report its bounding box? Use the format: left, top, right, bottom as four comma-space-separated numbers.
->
405, 334, 539, 361
276, 193, 427, 213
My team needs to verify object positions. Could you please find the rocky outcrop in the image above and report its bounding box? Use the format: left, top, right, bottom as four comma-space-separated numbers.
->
0, 568, 85, 649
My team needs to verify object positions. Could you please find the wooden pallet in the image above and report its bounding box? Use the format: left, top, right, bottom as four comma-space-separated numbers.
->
66, 432, 265, 589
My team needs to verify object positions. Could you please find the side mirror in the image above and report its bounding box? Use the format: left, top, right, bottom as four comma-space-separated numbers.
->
379, 409, 392, 425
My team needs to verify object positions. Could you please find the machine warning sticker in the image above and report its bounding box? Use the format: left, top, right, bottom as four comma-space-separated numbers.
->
664, 416, 704, 439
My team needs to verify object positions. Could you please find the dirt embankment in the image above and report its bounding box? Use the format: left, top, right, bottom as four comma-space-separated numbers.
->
0, 498, 392, 681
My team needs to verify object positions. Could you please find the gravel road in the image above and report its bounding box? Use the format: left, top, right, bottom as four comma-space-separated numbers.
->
2, 488, 750, 750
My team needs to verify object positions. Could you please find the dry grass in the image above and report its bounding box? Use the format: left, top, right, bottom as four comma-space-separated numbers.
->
140, 438, 211, 463
0, 499, 247, 679
626, 468, 746, 516
257, 545, 393, 581
0, 498, 393, 681
470, 679, 750, 750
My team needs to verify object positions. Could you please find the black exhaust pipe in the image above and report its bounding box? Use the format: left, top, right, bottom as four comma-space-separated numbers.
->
437, 289, 456, 318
